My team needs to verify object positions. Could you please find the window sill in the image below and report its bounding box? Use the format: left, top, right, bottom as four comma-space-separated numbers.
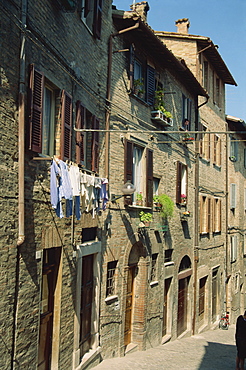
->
150, 280, 158, 287
131, 93, 150, 107
164, 261, 174, 267
105, 295, 118, 304
127, 205, 152, 210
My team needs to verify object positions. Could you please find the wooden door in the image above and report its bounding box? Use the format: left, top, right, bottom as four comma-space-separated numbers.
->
162, 278, 171, 336
80, 254, 94, 357
199, 277, 206, 324
177, 277, 188, 337
124, 265, 135, 346
38, 248, 60, 370
212, 269, 218, 322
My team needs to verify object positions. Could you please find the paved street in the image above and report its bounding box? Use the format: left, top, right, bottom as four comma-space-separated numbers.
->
94, 325, 237, 369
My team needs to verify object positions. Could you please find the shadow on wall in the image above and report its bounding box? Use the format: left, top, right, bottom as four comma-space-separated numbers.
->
199, 341, 236, 369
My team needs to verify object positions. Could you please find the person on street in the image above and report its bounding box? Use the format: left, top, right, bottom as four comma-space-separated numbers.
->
235, 310, 246, 369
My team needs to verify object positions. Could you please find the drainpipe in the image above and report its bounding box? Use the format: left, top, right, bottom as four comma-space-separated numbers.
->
11, 1, 27, 368
192, 94, 209, 335
225, 121, 229, 313
17, 0, 27, 246
105, 19, 140, 179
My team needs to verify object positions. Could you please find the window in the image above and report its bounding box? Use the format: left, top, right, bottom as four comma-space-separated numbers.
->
202, 60, 209, 92
244, 148, 246, 168
124, 139, 153, 207
230, 136, 238, 161
213, 72, 221, 107
230, 183, 237, 209
153, 177, 160, 196
164, 249, 173, 263
199, 124, 210, 160
76, 101, 100, 172
106, 261, 117, 297
199, 195, 211, 234
28, 64, 72, 161
150, 253, 158, 282
130, 46, 155, 105
213, 198, 221, 233
231, 235, 237, 262
80, 0, 103, 39
182, 94, 192, 130
176, 161, 187, 204
213, 134, 221, 166
244, 189, 246, 211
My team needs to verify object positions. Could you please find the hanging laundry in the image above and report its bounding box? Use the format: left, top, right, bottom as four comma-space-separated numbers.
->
100, 178, 109, 211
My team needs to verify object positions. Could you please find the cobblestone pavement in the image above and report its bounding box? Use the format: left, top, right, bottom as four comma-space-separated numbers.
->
94, 325, 237, 370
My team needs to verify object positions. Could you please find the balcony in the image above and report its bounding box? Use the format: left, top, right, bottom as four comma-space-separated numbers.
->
151, 110, 173, 127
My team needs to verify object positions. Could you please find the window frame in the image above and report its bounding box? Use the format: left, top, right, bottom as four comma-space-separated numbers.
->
80, 0, 102, 39
124, 139, 153, 207
199, 195, 212, 234
28, 64, 72, 161
176, 161, 188, 204
182, 94, 192, 130
230, 235, 237, 263
106, 260, 117, 297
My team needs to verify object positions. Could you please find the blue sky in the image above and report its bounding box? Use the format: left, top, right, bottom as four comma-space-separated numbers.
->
112, 0, 246, 121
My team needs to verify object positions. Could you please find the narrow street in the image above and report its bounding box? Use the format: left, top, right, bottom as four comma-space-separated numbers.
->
94, 324, 237, 370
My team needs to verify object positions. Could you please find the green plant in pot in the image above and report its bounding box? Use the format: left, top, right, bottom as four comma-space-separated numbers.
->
155, 194, 174, 220
139, 211, 153, 227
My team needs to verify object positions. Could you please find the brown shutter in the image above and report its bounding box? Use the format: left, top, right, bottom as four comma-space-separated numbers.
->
28, 64, 44, 153
93, 0, 102, 39
199, 195, 204, 233
213, 134, 216, 164
146, 65, 155, 105
84, 0, 90, 16
61, 90, 72, 161
91, 116, 99, 173
124, 140, 133, 206
129, 44, 135, 91
218, 137, 221, 166
76, 101, 85, 165
207, 133, 211, 160
207, 197, 211, 233
218, 199, 221, 232
146, 149, 153, 207
176, 161, 182, 203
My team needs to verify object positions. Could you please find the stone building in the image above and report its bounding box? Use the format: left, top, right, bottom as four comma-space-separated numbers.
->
155, 17, 239, 329
226, 115, 246, 323
0, 0, 112, 368
0, 0, 242, 369
98, 4, 208, 359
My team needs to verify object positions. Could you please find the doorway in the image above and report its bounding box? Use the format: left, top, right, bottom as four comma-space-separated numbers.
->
38, 247, 61, 370
162, 278, 171, 337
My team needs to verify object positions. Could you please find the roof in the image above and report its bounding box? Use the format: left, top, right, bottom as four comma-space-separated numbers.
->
112, 11, 209, 98
154, 31, 237, 86
226, 115, 246, 137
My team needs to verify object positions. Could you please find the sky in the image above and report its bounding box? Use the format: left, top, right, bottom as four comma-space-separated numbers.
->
112, 0, 246, 122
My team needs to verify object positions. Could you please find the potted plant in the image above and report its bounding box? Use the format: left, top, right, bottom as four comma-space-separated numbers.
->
180, 194, 187, 205
139, 211, 153, 227
133, 78, 144, 96
157, 194, 174, 220
151, 88, 173, 125
136, 192, 143, 206
153, 195, 162, 210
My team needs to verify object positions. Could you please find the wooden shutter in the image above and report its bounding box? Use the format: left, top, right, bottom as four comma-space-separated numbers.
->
76, 101, 85, 165
93, 0, 102, 39
146, 149, 153, 207
218, 198, 221, 232
129, 44, 135, 91
28, 64, 44, 153
146, 65, 155, 105
91, 116, 99, 172
176, 161, 182, 204
199, 195, 204, 234
207, 197, 211, 233
124, 140, 133, 206
61, 90, 72, 161
207, 133, 211, 160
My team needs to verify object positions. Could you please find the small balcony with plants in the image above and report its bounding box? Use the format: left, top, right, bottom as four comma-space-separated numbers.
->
151, 88, 173, 126
153, 194, 174, 232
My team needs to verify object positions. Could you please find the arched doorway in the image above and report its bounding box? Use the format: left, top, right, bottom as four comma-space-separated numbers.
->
124, 242, 147, 350
177, 255, 192, 337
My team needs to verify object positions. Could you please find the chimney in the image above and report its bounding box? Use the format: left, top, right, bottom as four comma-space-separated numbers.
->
175, 18, 190, 34
130, 1, 150, 23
